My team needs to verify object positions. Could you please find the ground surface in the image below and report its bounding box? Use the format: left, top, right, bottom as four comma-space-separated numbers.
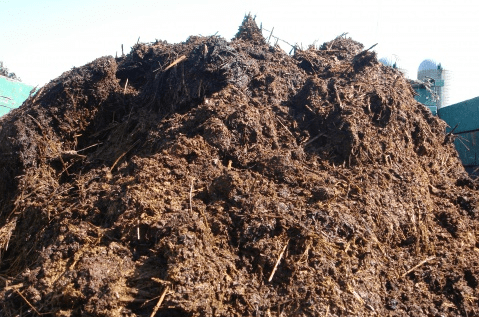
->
0, 16, 478, 316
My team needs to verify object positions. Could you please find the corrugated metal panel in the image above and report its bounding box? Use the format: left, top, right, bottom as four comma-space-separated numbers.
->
0, 76, 34, 117
437, 96, 479, 172
438, 96, 479, 134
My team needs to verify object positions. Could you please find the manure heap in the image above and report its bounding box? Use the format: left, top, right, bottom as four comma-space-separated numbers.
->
1, 16, 478, 317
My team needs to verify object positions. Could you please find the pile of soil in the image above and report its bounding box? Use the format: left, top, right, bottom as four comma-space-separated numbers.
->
1, 16, 478, 316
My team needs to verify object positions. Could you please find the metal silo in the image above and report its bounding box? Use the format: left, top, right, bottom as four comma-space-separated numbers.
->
379, 55, 408, 78
417, 59, 450, 108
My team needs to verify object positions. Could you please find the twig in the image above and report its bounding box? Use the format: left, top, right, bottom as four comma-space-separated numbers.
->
0, 275, 47, 317
76, 142, 102, 153
457, 136, 470, 151
275, 116, 294, 137
443, 124, 459, 144
31, 86, 44, 104
303, 133, 323, 147
15, 287, 44, 314
304, 104, 315, 114
262, 27, 296, 49
137, 220, 140, 240
267, 27, 274, 43
351, 289, 364, 304
334, 85, 343, 108
59, 150, 87, 160
189, 179, 194, 214
163, 55, 187, 71
0, 104, 14, 110
28, 85, 39, 99
327, 32, 348, 50
3, 283, 23, 291
448, 124, 459, 135
350, 43, 378, 65
150, 286, 169, 317
110, 139, 140, 172
27, 114, 44, 135
123, 78, 129, 94
402, 256, 436, 277
268, 240, 289, 282
365, 43, 378, 51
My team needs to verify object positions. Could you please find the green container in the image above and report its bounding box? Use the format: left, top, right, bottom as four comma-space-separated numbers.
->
438, 97, 479, 169
0, 76, 35, 117
439, 97, 479, 134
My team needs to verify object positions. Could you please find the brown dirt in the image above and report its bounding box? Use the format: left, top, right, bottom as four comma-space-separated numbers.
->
1, 15, 478, 316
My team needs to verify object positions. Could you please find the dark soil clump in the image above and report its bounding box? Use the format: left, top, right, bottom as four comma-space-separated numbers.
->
1, 16, 478, 316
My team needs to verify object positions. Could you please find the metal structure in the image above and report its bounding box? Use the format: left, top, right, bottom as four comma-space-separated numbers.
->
438, 96, 479, 176
0, 75, 34, 117
417, 59, 450, 108
409, 79, 439, 115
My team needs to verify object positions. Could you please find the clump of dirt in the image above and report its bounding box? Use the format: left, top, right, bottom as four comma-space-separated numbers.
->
1, 15, 478, 317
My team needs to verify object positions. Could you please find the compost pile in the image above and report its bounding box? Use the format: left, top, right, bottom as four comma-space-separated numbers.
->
1, 16, 478, 316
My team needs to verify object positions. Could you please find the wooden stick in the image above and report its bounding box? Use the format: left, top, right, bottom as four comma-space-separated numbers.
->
150, 286, 169, 317
3, 283, 23, 291
0, 276, 45, 316
267, 27, 274, 43
303, 133, 322, 147
189, 179, 194, 214
164, 55, 186, 71
137, 220, 140, 240
0, 104, 14, 110
402, 256, 435, 277
327, 32, 348, 50
31, 86, 44, 104
16, 287, 43, 315
275, 116, 294, 137
123, 78, 129, 94
335, 86, 343, 108
364, 43, 378, 51
304, 104, 315, 114
27, 114, 44, 135
268, 240, 289, 282
444, 124, 459, 144
110, 139, 140, 172
262, 27, 296, 49
76, 142, 102, 153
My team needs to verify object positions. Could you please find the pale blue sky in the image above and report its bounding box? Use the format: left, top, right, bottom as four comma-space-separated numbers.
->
1, 0, 477, 105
